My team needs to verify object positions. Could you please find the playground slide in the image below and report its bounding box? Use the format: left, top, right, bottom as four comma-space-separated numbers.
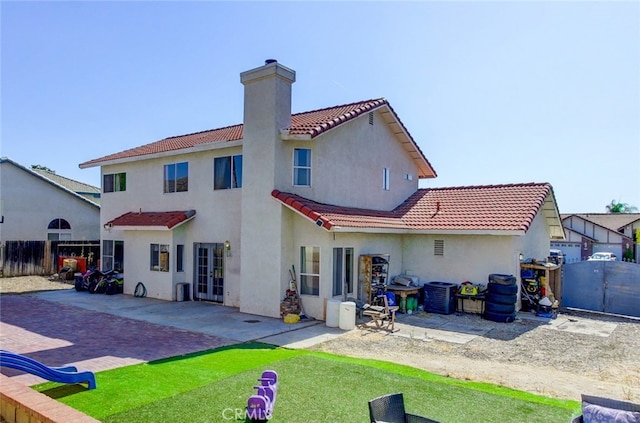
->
0, 350, 96, 389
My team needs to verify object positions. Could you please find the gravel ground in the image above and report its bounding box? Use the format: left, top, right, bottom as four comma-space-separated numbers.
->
311, 308, 640, 402
2, 276, 639, 403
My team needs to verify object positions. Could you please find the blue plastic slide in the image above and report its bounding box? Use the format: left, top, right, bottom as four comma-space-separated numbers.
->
0, 350, 96, 389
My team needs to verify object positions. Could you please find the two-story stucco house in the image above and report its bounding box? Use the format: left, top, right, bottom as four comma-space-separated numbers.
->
80, 60, 564, 319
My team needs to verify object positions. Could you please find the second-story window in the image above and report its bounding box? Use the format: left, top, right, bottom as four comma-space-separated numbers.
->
164, 162, 188, 193
103, 172, 126, 193
293, 148, 311, 187
383, 168, 390, 191
214, 155, 243, 190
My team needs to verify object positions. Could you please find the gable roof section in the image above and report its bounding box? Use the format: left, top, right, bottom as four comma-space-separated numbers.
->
561, 214, 634, 242
32, 168, 101, 204
562, 226, 598, 242
0, 157, 100, 208
106, 210, 196, 231
78, 99, 436, 178
561, 213, 640, 232
32, 169, 100, 195
272, 182, 562, 236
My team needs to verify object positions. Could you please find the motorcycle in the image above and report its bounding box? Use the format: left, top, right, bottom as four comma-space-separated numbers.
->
74, 267, 101, 292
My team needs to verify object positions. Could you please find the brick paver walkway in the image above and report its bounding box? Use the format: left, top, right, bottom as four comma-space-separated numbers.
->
0, 295, 233, 386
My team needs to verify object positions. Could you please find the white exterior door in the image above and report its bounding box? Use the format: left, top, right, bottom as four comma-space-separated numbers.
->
194, 243, 224, 302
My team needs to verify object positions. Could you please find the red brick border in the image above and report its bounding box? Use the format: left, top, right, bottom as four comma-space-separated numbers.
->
0, 375, 99, 423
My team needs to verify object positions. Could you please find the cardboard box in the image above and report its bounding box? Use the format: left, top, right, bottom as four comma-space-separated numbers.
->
461, 298, 484, 314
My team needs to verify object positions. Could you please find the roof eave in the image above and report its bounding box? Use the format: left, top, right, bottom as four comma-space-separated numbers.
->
113, 225, 173, 231
111, 215, 195, 232
280, 130, 312, 141
376, 105, 437, 179
80, 139, 243, 169
330, 227, 527, 236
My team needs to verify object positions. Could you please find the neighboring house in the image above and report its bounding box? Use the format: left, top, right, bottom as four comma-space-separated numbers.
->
551, 213, 639, 262
0, 157, 101, 243
79, 60, 563, 319
31, 168, 101, 205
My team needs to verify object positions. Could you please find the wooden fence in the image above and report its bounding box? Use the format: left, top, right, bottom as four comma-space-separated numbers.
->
0, 241, 100, 277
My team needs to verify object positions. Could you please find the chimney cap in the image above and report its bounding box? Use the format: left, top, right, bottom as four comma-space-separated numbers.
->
265, 59, 277, 65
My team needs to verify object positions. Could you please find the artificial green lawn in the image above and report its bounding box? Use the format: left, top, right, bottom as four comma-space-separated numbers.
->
34, 343, 581, 422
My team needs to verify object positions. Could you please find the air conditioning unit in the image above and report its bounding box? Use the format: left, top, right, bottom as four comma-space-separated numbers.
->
423, 281, 457, 314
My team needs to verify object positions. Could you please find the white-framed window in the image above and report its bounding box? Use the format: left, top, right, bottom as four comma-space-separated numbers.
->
214, 155, 243, 190
333, 247, 354, 296
300, 246, 320, 296
293, 148, 311, 187
176, 244, 184, 272
102, 240, 124, 271
383, 168, 390, 190
47, 218, 71, 240
103, 172, 126, 193
150, 244, 170, 272
164, 162, 188, 193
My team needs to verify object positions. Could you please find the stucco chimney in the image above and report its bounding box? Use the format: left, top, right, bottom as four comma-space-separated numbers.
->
240, 59, 296, 138
239, 60, 296, 318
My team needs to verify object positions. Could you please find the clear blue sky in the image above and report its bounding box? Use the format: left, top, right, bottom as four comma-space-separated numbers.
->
2, 1, 638, 213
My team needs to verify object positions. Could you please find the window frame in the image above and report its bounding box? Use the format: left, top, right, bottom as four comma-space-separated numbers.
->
176, 244, 184, 272
164, 162, 189, 193
293, 148, 312, 187
150, 243, 170, 272
47, 218, 71, 240
332, 247, 354, 297
214, 155, 243, 190
103, 172, 126, 193
383, 167, 390, 191
299, 246, 320, 296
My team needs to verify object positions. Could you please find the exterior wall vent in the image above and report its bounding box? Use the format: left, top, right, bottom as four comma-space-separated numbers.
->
368, 111, 374, 125
434, 239, 445, 256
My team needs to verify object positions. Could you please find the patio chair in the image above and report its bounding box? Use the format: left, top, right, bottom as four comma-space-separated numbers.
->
368, 393, 440, 423
361, 294, 399, 332
571, 394, 640, 422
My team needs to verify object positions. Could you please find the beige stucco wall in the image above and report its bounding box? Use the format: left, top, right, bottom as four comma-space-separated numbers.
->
0, 161, 100, 242
288, 211, 403, 319
284, 207, 554, 320
402, 234, 517, 286
100, 145, 243, 306
280, 111, 420, 210
121, 230, 174, 299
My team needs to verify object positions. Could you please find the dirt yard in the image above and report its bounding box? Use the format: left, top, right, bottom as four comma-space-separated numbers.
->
310, 308, 640, 403
2, 276, 639, 403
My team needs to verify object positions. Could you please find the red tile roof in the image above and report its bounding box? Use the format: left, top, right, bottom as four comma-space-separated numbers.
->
79, 99, 435, 178
288, 98, 388, 138
272, 183, 555, 233
106, 210, 196, 230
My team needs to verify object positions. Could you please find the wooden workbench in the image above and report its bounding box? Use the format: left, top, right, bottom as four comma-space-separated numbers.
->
385, 285, 421, 313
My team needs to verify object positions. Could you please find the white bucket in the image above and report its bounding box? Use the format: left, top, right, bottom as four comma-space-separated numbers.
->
326, 299, 341, 327
339, 301, 356, 330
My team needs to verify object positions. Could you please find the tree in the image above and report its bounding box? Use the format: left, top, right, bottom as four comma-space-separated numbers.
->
605, 200, 638, 213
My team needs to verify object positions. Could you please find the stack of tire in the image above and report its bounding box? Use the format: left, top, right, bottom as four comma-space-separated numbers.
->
484, 274, 517, 323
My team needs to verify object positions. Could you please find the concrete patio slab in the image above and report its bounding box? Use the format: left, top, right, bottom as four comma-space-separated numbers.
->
539, 314, 617, 337
29, 290, 322, 343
